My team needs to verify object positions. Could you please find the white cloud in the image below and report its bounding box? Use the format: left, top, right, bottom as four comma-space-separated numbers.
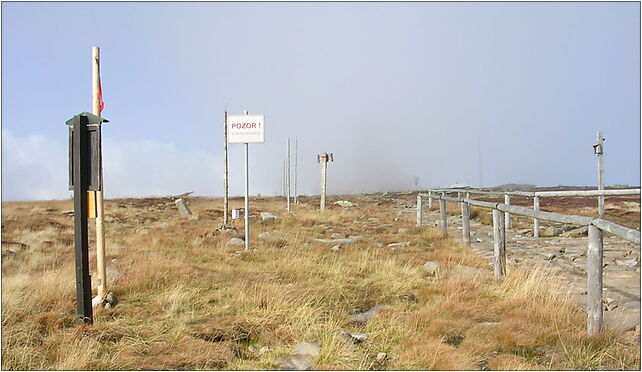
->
1, 129, 223, 201
2, 128, 70, 201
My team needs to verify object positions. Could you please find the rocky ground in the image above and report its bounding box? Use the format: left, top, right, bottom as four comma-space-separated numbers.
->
400, 197, 641, 333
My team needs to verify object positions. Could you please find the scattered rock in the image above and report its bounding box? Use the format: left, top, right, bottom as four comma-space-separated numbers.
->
367, 218, 380, 223
398, 228, 411, 234
376, 352, 388, 362
259, 346, 270, 355
228, 237, 245, 246
331, 233, 343, 239
135, 226, 150, 233
1, 249, 18, 260
341, 332, 368, 343
260, 212, 278, 223
259, 232, 274, 241
106, 267, 123, 286
543, 253, 556, 261
561, 226, 589, 238
422, 261, 439, 276
350, 305, 385, 324
103, 292, 118, 310
517, 228, 531, 235
604, 297, 618, 311
373, 242, 384, 248
158, 222, 169, 228
540, 227, 564, 237
331, 245, 342, 252
275, 341, 320, 370
335, 201, 355, 207
248, 345, 257, 353
293, 341, 320, 357
387, 242, 410, 248
174, 198, 192, 217
615, 259, 638, 268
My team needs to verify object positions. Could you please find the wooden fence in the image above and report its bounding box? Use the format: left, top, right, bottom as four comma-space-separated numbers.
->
416, 188, 641, 336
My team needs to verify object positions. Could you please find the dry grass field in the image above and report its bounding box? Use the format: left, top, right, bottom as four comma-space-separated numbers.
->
2, 193, 640, 370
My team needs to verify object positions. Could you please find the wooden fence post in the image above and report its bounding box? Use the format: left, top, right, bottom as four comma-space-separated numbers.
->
461, 201, 471, 246
533, 196, 540, 238
428, 190, 432, 210
439, 199, 447, 235
587, 225, 604, 335
504, 194, 511, 229
416, 194, 423, 227
492, 209, 506, 280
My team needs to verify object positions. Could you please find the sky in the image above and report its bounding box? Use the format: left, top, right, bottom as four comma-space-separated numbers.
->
2, 1, 640, 201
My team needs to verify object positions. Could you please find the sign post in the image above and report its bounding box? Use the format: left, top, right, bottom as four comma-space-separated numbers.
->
67, 112, 109, 324
593, 131, 605, 218
227, 112, 265, 252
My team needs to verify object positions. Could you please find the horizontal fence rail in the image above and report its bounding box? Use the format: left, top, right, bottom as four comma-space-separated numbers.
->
416, 189, 641, 336
427, 188, 640, 198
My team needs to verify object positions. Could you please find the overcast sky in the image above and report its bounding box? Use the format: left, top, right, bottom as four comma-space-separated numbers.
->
2, 2, 640, 201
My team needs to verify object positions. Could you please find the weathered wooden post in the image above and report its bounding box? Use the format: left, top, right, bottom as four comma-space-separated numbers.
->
92, 46, 107, 304
533, 196, 540, 238
587, 225, 604, 335
427, 190, 433, 210
439, 198, 447, 235
504, 194, 511, 229
492, 209, 506, 279
416, 194, 423, 227
318, 153, 333, 211
461, 201, 471, 246
594, 131, 605, 218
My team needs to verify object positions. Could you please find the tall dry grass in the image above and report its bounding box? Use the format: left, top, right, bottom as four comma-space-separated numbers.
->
2, 195, 639, 370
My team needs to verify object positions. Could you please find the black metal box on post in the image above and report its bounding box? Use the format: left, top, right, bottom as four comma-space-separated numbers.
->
66, 112, 108, 324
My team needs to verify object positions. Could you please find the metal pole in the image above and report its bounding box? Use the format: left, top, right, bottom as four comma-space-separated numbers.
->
596, 131, 605, 218
223, 109, 229, 226
287, 139, 291, 212
243, 110, 250, 252
587, 225, 604, 335
492, 209, 506, 280
73, 115, 93, 324
320, 158, 328, 211
92, 46, 107, 303
294, 138, 298, 204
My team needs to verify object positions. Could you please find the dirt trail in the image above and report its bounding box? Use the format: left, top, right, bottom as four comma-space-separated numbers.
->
394, 197, 640, 332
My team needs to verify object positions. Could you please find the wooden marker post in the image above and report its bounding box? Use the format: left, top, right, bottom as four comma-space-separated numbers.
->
587, 225, 604, 335
461, 201, 471, 246
504, 194, 511, 229
533, 196, 540, 238
92, 46, 107, 304
416, 194, 423, 227
439, 199, 447, 235
427, 190, 432, 210
492, 209, 506, 280
594, 131, 605, 218
318, 153, 333, 211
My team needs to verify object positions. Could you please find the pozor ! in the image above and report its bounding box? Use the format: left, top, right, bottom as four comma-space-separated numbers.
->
231, 122, 261, 129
